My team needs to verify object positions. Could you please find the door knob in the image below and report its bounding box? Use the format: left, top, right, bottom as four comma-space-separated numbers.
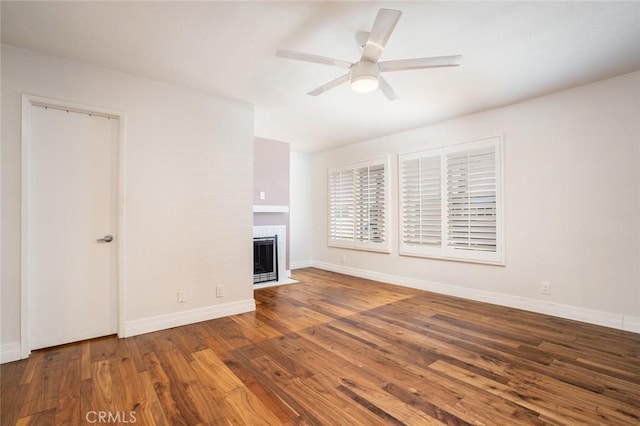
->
96, 235, 113, 243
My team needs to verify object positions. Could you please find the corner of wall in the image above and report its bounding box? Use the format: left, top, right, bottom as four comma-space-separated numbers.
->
291, 260, 314, 270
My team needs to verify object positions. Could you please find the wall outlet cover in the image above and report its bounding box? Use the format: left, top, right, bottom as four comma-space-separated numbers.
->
540, 281, 551, 295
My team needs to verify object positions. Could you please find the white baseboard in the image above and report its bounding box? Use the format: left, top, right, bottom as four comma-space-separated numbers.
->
0, 342, 22, 364
311, 261, 639, 334
3, 299, 257, 362
123, 299, 256, 338
622, 315, 640, 333
291, 260, 314, 270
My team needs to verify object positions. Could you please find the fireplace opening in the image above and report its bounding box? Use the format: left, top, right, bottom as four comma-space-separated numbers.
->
253, 235, 278, 284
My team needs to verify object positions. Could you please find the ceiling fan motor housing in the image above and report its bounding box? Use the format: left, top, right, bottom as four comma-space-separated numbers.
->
351, 61, 380, 93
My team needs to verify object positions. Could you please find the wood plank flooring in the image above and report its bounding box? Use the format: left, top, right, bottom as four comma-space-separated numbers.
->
2, 267, 640, 425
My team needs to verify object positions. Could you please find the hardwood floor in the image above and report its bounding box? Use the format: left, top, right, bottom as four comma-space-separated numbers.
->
2, 267, 640, 425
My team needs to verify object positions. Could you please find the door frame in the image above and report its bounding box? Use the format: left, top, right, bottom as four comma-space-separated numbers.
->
20, 94, 126, 358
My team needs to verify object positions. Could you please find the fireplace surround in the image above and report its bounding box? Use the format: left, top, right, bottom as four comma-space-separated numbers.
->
252, 225, 295, 288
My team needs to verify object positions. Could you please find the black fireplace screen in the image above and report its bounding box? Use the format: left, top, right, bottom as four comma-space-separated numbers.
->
253, 236, 278, 284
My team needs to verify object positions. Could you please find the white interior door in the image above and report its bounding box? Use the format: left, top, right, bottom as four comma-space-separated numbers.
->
28, 104, 118, 350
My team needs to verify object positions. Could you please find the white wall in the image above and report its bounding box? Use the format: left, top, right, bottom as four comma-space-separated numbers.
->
309, 71, 640, 331
1, 45, 255, 361
290, 151, 313, 268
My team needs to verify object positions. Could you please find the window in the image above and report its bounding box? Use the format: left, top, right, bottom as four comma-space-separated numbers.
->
328, 158, 389, 252
399, 137, 504, 264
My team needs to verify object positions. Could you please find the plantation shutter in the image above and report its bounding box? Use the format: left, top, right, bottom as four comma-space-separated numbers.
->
368, 164, 386, 244
329, 169, 354, 241
328, 158, 389, 252
398, 136, 503, 264
446, 145, 497, 253
355, 163, 386, 244
354, 166, 369, 242
400, 154, 442, 254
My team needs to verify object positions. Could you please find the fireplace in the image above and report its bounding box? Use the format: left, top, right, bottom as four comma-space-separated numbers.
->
253, 225, 291, 287
253, 236, 278, 284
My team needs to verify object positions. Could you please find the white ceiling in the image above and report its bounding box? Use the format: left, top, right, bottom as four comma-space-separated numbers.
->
2, 1, 639, 152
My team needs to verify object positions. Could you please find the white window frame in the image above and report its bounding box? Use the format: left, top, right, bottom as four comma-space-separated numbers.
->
328, 157, 390, 253
398, 136, 504, 265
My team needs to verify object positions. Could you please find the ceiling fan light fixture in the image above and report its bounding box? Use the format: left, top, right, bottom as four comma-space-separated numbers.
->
350, 61, 379, 94
351, 74, 379, 93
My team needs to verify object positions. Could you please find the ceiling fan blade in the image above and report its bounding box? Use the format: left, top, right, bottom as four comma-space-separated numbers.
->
276, 49, 352, 69
361, 9, 402, 63
307, 73, 351, 96
379, 55, 463, 72
378, 75, 397, 101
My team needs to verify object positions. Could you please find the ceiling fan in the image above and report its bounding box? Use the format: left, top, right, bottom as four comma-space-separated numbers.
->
276, 8, 462, 101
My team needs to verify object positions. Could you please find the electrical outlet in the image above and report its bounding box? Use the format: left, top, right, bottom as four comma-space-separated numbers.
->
540, 281, 551, 295
216, 285, 224, 298
341, 254, 346, 264
177, 290, 186, 303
